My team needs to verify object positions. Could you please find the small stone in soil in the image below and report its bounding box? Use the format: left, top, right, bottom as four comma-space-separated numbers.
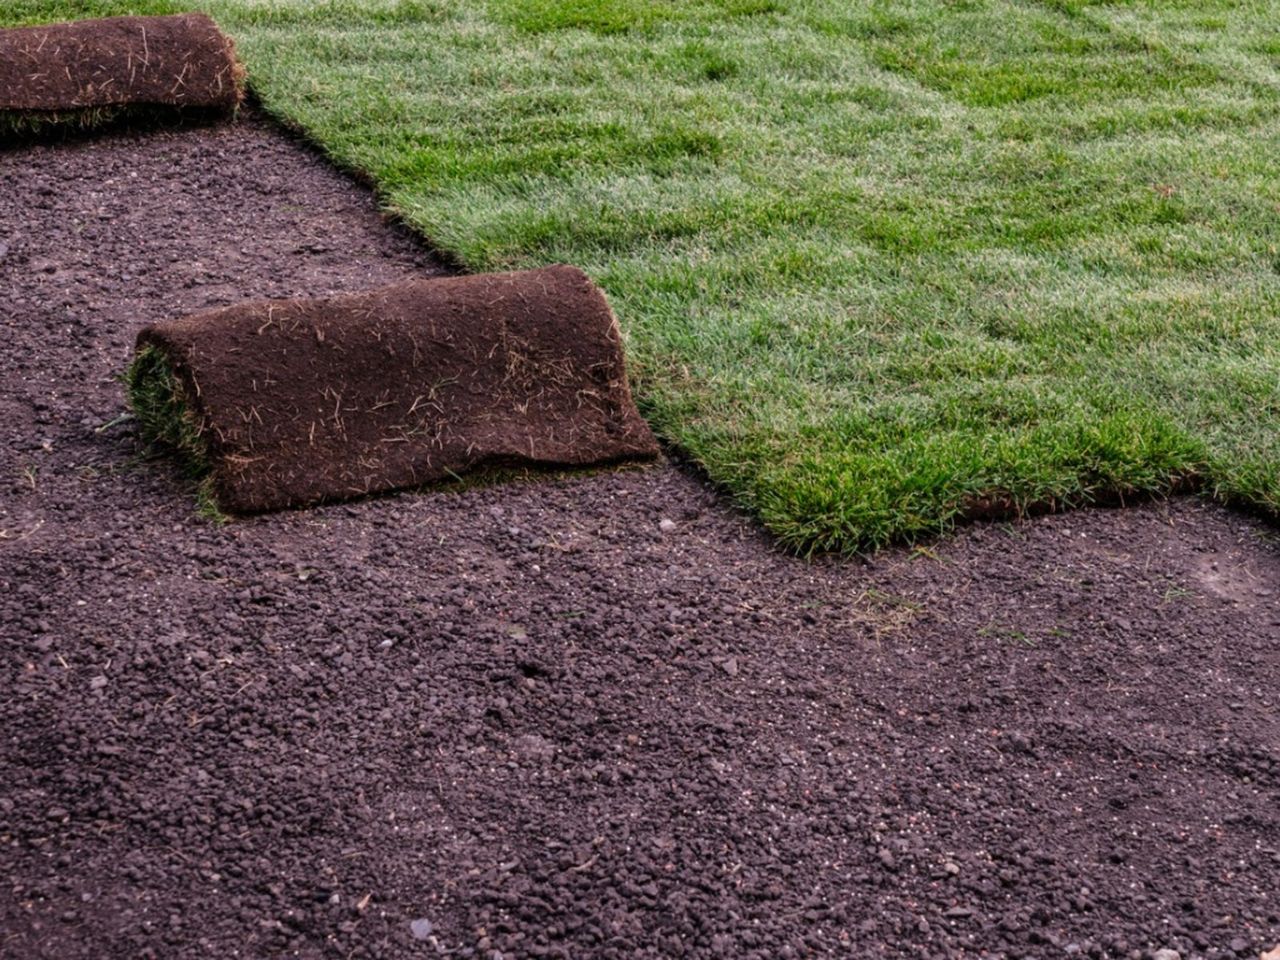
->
659, 518, 677, 533
409, 918, 433, 940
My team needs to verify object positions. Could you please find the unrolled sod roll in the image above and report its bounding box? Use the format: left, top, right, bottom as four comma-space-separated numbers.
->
0, 14, 243, 126
130, 265, 661, 513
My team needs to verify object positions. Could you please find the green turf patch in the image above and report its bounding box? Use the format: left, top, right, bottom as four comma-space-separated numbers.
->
9, 0, 1280, 551
865, 0, 1221, 109
1, 0, 178, 20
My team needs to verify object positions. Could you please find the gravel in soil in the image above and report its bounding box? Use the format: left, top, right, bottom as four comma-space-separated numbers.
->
2, 114, 1279, 960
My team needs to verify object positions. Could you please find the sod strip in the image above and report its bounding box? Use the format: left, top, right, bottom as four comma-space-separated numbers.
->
129, 265, 660, 513
0, 13, 242, 135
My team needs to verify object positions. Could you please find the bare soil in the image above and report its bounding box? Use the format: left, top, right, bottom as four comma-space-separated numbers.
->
1, 113, 1278, 960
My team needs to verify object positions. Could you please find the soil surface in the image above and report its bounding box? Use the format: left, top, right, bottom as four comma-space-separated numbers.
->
2, 113, 1279, 960
138, 264, 657, 513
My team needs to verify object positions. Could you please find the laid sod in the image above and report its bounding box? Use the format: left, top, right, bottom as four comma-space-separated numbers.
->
9, 1, 1280, 550
0, 13, 242, 137
130, 266, 658, 513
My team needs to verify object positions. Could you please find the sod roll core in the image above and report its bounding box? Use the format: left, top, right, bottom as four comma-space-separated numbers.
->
0, 14, 243, 118
133, 265, 661, 512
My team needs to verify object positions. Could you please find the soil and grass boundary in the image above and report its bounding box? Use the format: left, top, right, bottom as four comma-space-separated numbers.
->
6, 0, 1280, 552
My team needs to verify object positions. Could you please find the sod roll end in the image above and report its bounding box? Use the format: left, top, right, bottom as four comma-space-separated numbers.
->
130, 265, 661, 512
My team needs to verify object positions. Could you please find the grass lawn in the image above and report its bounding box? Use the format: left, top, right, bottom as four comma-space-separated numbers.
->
7, 0, 1280, 552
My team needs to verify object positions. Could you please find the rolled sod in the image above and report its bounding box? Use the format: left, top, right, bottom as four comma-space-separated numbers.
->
0, 14, 243, 134
129, 265, 661, 513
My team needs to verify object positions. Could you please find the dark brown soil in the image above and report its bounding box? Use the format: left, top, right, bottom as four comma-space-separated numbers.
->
2, 114, 1279, 960
138, 265, 658, 512
0, 15, 242, 119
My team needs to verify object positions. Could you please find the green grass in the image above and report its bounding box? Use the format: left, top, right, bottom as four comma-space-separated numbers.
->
0, 103, 239, 141
8, 0, 1280, 551
0, 105, 133, 139
123, 345, 225, 521
123, 346, 206, 469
